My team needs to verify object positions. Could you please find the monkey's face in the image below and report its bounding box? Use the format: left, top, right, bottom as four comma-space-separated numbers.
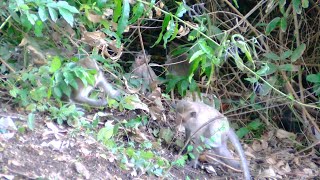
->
176, 100, 198, 125
135, 52, 150, 66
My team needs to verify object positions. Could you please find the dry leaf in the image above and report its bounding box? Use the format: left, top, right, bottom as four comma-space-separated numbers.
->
74, 162, 90, 179
103, 9, 113, 18
252, 140, 262, 151
87, 12, 102, 23
276, 129, 296, 139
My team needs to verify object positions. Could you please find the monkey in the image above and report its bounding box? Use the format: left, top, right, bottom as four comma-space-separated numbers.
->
175, 100, 251, 180
70, 57, 120, 106
131, 51, 157, 93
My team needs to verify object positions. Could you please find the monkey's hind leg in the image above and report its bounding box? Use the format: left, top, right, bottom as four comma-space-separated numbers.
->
73, 85, 107, 107
97, 73, 120, 99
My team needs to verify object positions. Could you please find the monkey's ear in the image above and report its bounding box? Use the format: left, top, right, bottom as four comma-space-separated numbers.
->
190, 111, 197, 118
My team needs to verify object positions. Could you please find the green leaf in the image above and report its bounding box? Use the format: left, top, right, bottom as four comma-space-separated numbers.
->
129, 2, 144, 24
263, 52, 280, 61
48, 7, 58, 22
266, 17, 280, 35
56, 1, 79, 13
28, 113, 35, 130
306, 74, 320, 83
245, 77, 258, 83
280, 50, 292, 60
34, 20, 43, 37
279, 0, 286, 15
152, 14, 170, 47
53, 86, 62, 98
97, 127, 114, 142
163, 20, 175, 48
278, 64, 299, 72
256, 64, 270, 75
117, 0, 130, 36
248, 120, 263, 130
302, 0, 309, 8
291, 43, 306, 62
59, 8, 74, 26
26, 13, 38, 25
175, 3, 187, 18
198, 39, 214, 58
50, 56, 61, 73
189, 50, 204, 63
113, 0, 122, 22
38, 6, 48, 21
292, 0, 302, 14
236, 127, 249, 139
280, 17, 287, 32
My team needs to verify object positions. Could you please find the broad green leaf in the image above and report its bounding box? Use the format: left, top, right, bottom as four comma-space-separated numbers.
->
292, 0, 302, 14
129, 2, 144, 24
175, 3, 187, 18
245, 77, 258, 83
302, 0, 309, 8
163, 20, 175, 48
198, 39, 214, 58
291, 43, 306, 62
117, 0, 130, 36
20, 14, 32, 30
53, 86, 62, 98
263, 52, 280, 61
38, 6, 48, 21
178, 79, 189, 96
56, 1, 79, 13
97, 126, 114, 142
266, 17, 280, 35
256, 64, 270, 75
26, 13, 38, 25
236, 127, 249, 139
169, 21, 179, 42
50, 56, 61, 73
60, 81, 71, 97
280, 50, 292, 60
278, 64, 299, 72
28, 113, 35, 130
48, 7, 58, 22
306, 74, 320, 83
279, 0, 286, 15
189, 50, 204, 63
58, 8, 74, 26
34, 20, 43, 37
280, 17, 287, 32
152, 14, 170, 47
113, 0, 122, 22
248, 119, 263, 130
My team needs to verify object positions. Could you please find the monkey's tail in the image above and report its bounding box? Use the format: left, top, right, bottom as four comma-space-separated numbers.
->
228, 129, 251, 180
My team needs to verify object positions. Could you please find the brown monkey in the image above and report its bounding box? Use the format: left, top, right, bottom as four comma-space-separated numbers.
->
70, 57, 120, 106
176, 100, 251, 180
131, 51, 157, 93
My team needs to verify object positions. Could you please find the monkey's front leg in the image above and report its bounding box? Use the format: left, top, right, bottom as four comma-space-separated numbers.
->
97, 72, 120, 99
72, 84, 108, 107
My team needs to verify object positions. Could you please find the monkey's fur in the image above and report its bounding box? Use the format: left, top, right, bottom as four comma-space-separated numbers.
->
131, 51, 157, 93
70, 57, 120, 106
176, 100, 251, 180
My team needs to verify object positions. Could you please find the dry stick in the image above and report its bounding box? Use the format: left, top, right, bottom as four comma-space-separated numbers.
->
222, 0, 269, 51
205, 154, 242, 172
0, 57, 15, 73
137, 19, 155, 82
280, 71, 320, 134
161, 116, 227, 179
295, 140, 320, 155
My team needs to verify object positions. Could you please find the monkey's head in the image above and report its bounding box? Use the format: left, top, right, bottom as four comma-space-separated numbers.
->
175, 100, 198, 125
135, 51, 151, 66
